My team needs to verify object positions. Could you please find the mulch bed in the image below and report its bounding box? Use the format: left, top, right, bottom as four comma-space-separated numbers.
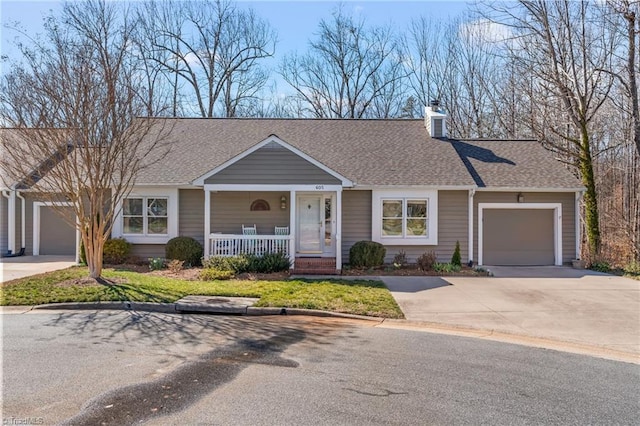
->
342, 265, 488, 277
105, 263, 487, 280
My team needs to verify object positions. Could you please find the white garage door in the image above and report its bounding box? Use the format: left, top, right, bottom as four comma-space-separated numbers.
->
483, 209, 555, 266
39, 206, 76, 255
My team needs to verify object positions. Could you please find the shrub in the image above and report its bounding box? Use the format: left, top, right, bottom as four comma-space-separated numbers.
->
203, 255, 250, 273
349, 241, 386, 268
433, 262, 461, 273
167, 259, 185, 273
202, 252, 290, 274
417, 251, 437, 271
451, 241, 462, 267
165, 236, 203, 266
590, 261, 611, 273
149, 257, 165, 271
199, 268, 234, 281
393, 250, 407, 268
624, 260, 640, 276
257, 252, 291, 273
103, 238, 131, 264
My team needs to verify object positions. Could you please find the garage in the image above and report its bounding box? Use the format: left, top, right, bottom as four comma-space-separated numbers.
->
481, 208, 556, 266
37, 205, 76, 255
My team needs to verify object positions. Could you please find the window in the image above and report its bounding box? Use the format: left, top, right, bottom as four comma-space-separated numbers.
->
372, 190, 438, 245
382, 199, 428, 238
123, 197, 168, 235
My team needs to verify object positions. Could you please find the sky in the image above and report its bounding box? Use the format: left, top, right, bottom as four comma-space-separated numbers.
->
1, 0, 472, 76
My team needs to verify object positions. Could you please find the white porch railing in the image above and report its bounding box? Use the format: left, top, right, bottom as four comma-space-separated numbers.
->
208, 234, 291, 257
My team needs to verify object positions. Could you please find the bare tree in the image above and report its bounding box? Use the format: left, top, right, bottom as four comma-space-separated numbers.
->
280, 6, 406, 118
0, 0, 169, 279
483, 0, 618, 257
137, 0, 276, 118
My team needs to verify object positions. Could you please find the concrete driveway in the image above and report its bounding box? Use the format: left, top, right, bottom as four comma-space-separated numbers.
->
382, 267, 640, 357
0, 256, 77, 283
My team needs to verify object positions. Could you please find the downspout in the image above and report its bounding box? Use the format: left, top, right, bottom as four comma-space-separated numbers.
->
16, 191, 26, 253
2, 190, 16, 255
468, 188, 476, 265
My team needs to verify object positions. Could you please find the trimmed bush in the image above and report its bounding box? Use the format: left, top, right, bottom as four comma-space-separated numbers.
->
103, 238, 131, 264
202, 255, 250, 273
165, 236, 203, 266
199, 268, 234, 281
451, 241, 462, 267
202, 252, 290, 274
417, 251, 437, 271
349, 240, 386, 268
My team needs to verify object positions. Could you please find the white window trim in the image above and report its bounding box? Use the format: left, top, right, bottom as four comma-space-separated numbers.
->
477, 203, 562, 266
372, 190, 438, 246
112, 187, 178, 244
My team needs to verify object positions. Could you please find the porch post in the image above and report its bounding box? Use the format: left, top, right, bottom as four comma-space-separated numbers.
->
204, 189, 211, 258
289, 190, 296, 269
336, 189, 342, 270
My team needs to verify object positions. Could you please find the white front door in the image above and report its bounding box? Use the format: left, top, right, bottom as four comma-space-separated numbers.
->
297, 195, 322, 253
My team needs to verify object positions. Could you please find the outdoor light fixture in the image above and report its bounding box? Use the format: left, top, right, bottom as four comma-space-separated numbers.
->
280, 195, 287, 210
517, 193, 524, 203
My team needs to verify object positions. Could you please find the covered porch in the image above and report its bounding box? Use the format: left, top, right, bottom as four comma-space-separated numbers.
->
203, 187, 343, 271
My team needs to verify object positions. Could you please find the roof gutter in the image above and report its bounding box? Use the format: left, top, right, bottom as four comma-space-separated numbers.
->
474, 187, 585, 192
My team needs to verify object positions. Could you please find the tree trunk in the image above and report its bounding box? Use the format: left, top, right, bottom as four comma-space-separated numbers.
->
579, 128, 601, 257
624, 10, 640, 157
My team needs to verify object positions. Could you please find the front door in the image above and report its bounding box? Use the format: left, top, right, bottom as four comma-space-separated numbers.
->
297, 195, 322, 253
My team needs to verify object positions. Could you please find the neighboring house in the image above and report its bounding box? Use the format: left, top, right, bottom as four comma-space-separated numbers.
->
1, 106, 584, 273
0, 129, 77, 258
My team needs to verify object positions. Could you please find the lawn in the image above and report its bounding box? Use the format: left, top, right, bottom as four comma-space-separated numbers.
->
0, 267, 404, 319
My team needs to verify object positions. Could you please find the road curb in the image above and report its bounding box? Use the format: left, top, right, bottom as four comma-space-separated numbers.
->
26, 301, 640, 364
29, 300, 381, 322
378, 319, 640, 365
32, 301, 178, 314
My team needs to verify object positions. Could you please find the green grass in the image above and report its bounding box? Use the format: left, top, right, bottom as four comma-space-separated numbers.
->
0, 267, 404, 318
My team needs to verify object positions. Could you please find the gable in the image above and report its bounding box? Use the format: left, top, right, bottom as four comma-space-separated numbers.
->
204, 141, 342, 185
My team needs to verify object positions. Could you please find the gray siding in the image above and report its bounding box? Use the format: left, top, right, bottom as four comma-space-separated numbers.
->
341, 190, 469, 264
130, 244, 165, 259
473, 192, 576, 264
381, 191, 469, 263
179, 189, 205, 246
341, 190, 372, 261
211, 192, 290, 234
205, 145, 341, 185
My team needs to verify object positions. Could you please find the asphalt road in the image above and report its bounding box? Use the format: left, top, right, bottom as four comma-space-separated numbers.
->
2, 310, 639, 425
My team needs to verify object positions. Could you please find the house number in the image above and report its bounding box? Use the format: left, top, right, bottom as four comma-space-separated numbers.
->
315, 185, 324, 190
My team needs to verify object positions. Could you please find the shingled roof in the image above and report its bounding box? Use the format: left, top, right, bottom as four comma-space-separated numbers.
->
451, 139, 582, 189
135, 118, 475, 187
17, 117, 577, 190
